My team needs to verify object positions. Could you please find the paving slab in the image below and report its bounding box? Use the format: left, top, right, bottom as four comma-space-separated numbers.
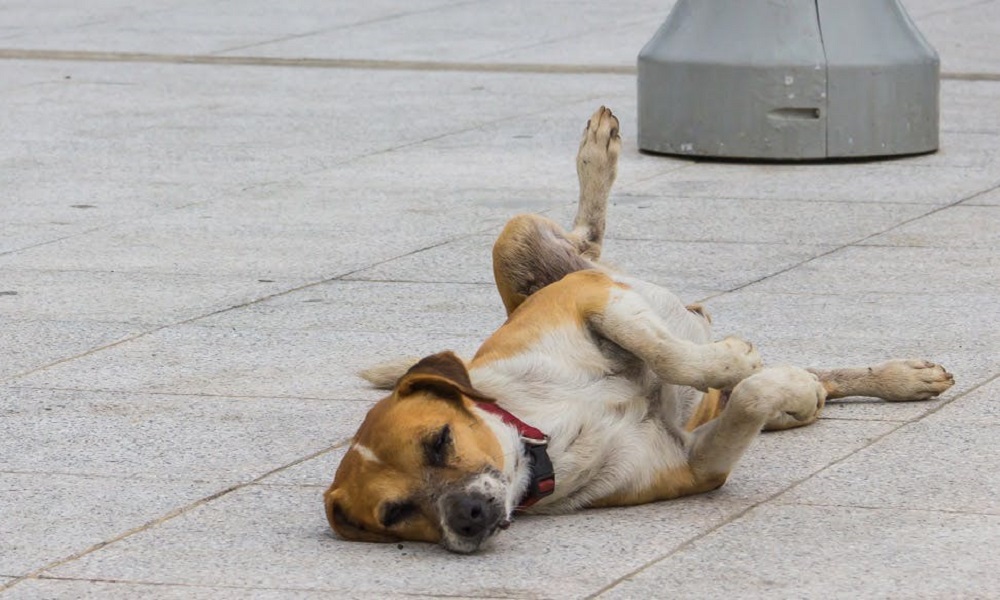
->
0, 194, 498, 279
8, 325, 482, 400
776, 418, 1000, 516
0, 319, 141, 381
47, 483, 745, 598
928, 375, 1000, 424
630, 154, 999, 206
858, 203, 999, 249
738, 245, 998, 296
0, 270, 307, 325
196, 280, 508, 337
600, 504, 1000, 599
0, 387, 366, 483
217, 0, 671, 63
0, 472, 218, 576
964, 186, 1000, 206
915, 0, 1000, 75
941, 81, 1000, 135
0, 0, 463, 55
717, 419, 901, 504
3, 579, 409, 600
1, 61, 635, 245
298, 94, 685, 197
598, 196, 934, 246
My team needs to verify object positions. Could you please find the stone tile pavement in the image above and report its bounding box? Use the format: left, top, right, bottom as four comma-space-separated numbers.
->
1, 1, 998, 597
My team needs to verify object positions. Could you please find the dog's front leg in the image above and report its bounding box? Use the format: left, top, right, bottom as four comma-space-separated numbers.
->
591, 286, 763, 391
687, 366, 827, 483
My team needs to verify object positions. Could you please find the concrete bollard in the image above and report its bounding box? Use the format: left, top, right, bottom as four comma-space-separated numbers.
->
637, 0, 939, 160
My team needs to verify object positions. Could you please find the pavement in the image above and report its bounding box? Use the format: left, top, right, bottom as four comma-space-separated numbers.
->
1, 0, 998, 598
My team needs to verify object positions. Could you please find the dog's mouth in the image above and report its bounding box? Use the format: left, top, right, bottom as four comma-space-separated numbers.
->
436, 472, 512, 553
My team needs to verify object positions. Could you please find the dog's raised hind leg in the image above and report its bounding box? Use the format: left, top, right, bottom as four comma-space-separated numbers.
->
569, 105, 620, 261
686, 366, 826, 486
492, 106, 620, 315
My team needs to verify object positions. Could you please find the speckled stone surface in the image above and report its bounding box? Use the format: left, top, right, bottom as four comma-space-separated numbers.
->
1, 0, 998, 597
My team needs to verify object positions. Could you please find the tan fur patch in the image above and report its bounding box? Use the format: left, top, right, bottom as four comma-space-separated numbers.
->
472, 270, 617, 366
685, 388, 728, 431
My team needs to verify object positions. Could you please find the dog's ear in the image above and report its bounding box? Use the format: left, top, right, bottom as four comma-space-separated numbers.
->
324, 488, 395, 543
395, 351, 493, 404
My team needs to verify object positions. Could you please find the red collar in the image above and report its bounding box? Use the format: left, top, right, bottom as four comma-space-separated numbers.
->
475, 402, 555, 509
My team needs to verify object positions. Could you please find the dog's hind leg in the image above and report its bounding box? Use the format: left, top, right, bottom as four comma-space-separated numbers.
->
756, 360, 953, 431
685, 366, 827, 487
591, 366, 826, 507
809, 359, 954, 403
492, 106, 621, 315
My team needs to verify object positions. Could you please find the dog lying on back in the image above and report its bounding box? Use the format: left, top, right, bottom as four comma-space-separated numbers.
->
325, 107, 954, 553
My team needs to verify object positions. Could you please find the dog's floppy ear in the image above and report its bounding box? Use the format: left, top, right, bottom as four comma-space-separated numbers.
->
324, 488, 394, 543
395, 351, 493, 403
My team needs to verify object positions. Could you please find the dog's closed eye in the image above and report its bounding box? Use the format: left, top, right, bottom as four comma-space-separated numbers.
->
381, 501, 420, 528
424, 424, 451, 467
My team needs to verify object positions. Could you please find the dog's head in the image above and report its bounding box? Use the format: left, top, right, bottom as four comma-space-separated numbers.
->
325, 352, 513, 553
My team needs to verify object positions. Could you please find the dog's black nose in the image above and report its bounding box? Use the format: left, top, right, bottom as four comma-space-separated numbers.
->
447, 494, 501, 538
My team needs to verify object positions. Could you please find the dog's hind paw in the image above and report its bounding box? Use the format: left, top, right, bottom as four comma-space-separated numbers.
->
577, 106, 621, 186
873, 359, 955, 402
735, 365, 826, 428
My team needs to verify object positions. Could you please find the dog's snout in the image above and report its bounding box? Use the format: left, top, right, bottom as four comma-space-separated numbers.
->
447, 494, 501, 538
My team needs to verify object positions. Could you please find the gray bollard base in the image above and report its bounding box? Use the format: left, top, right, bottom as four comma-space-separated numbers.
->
637, 0, 939, 161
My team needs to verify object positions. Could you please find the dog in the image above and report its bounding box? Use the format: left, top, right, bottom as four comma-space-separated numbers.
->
324, 106, 955, 553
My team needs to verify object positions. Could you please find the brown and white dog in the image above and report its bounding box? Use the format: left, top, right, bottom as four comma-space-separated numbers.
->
325, 106, 955, 553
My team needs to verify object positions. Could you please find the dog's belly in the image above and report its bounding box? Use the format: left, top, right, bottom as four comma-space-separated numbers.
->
470, 326, 693, 512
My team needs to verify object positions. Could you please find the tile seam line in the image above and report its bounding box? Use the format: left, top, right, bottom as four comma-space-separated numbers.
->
0, 232, 482, 386
0, 468, 247, 485
0, 49, 995, 80
698, 179, 1000, 302
0, 49, 635, 75
586, 370, 999, 598
0, 439, 353, 593
210, 0, 480, 56
768, 500, 1000, 518
4, 384, 379, 402
22, 575, 520, 600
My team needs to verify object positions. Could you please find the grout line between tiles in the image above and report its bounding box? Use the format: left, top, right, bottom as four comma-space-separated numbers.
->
0, 439, 353, 593
698, 180, 1000, 302
0, 48, 997, 82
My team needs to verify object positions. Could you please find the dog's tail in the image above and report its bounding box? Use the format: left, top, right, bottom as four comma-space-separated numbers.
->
359, 356, 421, 390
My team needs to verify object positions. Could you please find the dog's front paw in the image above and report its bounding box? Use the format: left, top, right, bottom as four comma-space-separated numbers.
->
701, 336, 762, 390
873, 359, 955, 402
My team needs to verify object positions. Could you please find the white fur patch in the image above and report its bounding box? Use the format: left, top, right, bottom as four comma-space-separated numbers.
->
351, 443, 381, 465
